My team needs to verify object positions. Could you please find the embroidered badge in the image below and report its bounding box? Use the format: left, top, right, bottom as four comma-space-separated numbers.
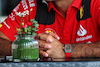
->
44, 28, 56, 34
80, 5, 84, 19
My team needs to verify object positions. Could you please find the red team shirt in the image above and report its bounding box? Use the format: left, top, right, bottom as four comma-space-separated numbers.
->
0, 0, 100, 44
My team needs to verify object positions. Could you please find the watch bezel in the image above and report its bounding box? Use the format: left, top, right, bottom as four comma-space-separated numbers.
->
63, 44, 73, 53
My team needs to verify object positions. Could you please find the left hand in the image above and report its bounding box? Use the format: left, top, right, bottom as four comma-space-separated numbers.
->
36, 32, 66, 58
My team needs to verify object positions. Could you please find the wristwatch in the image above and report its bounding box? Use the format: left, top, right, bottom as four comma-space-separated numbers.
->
63, 44, 73, 58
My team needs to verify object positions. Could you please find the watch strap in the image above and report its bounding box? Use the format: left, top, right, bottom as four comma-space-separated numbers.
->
65, 53, 71, 58
63, 44, 73, 58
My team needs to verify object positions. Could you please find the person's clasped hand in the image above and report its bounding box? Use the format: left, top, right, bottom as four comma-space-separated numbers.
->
35, 31, 66, 58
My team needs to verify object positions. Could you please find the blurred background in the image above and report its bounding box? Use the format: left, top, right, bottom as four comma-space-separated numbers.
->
0, 0, 21, 23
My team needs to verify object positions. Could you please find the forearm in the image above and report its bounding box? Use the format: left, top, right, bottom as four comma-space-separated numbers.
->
0, 37, 12, 56
71, 41, 100, 58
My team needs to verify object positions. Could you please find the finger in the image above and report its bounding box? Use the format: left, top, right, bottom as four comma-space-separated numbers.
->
35, 33, 42, 40
36, 33, 53, 43
39, 48, 48, 51
37, 40, 51, 49
44, 31, 60, 40
39, 50, 48, 57
39, 42, 51, 49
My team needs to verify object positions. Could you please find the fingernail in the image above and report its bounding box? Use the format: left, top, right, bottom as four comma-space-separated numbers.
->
57, 37, 60, 40
48, 45, 51, 48
45, 53, 48, 57
45, 44, 51, 48
49, 39, 52, 42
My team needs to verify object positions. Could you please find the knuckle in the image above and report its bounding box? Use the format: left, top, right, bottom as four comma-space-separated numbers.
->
39, 50, 42, 54
37, 33, 41, 37
39, 50, 44, 55
50, 32, 54, 35
36, 33, 42, 39
46, 50, 51, 55
41, 36, 46, 40
44, 43, 47, 48
39, 43, 45, 47
38, 42, 41, 46
40, 34, 46, 40
46, 35, 53, 42
38, 33, 42, 35
47, 35, 52, 39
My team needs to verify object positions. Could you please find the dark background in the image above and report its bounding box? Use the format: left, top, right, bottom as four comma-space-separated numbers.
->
0, 0, 21, 16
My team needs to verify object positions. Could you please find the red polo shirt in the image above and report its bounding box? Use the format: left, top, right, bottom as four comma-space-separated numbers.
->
0, 0, 100, 44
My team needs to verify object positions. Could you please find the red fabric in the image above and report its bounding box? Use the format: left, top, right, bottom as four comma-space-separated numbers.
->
0, 0, 100, 44
66, 53, 71, 58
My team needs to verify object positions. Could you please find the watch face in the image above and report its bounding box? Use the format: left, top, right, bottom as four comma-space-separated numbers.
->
64, 44, 73, 53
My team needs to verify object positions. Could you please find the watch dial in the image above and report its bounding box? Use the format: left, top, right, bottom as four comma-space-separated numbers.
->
65, 44, 73, 53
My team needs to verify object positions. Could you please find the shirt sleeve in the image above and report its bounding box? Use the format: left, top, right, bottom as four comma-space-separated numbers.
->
95, 0, 100, 26
91, 0, 100, 27
0, 0, 37, 42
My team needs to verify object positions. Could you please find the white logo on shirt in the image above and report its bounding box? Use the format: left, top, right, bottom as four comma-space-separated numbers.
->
9, 13, 15, 21
76, 24, 92, 42
77, 25, 87, 36
22, 0, 28, 10
87, 41, 92, 44
3, 21, 10, 29
28, 0, 35, 7
76, 35, 92, 42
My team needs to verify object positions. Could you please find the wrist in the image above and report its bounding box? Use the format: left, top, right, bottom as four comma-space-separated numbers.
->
63, 44, 73, 58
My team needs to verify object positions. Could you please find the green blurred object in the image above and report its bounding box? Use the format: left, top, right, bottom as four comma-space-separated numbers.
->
12, 35, 39, 62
